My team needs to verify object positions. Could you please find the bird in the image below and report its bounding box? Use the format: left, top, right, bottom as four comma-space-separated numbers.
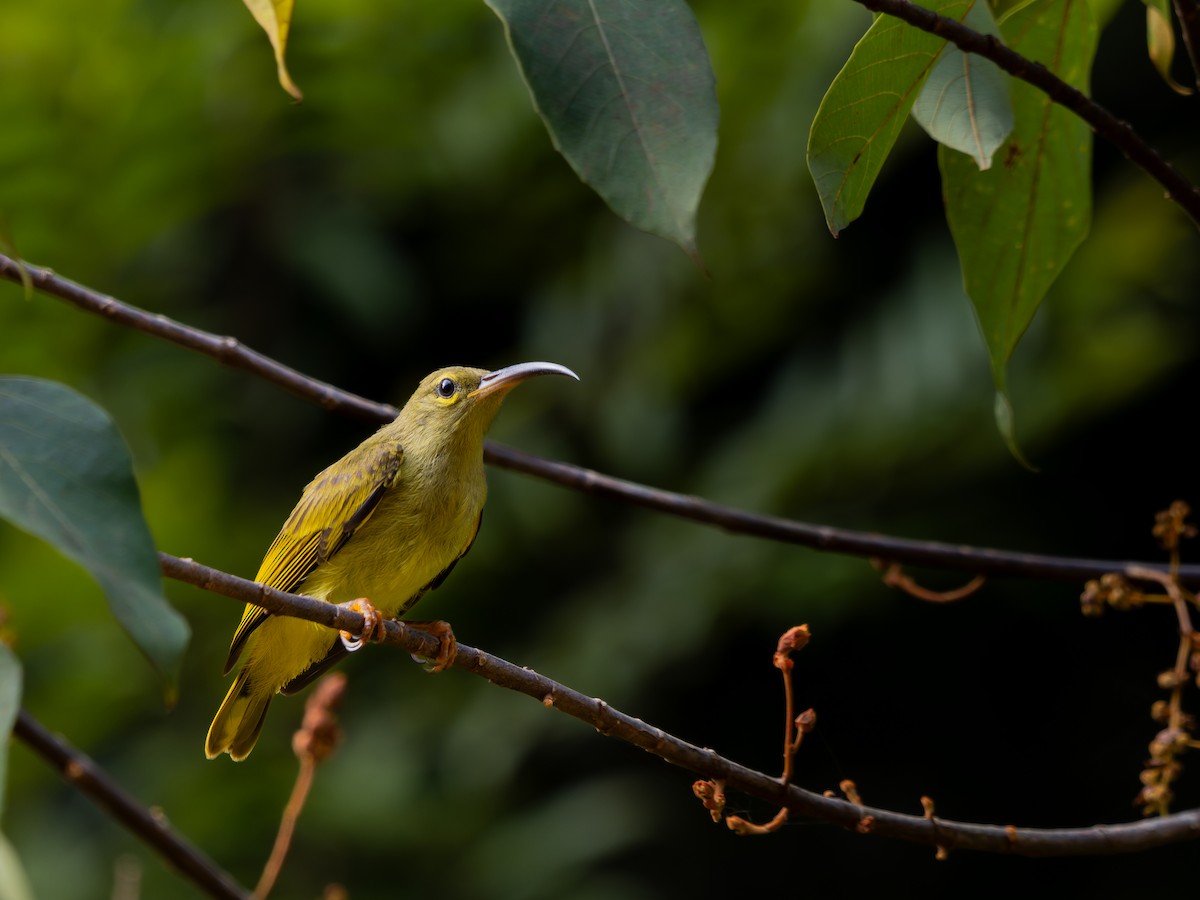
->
205, 361, 578, 760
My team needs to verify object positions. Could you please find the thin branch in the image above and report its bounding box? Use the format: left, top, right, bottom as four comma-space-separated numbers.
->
486, 441, 1200, 585
162, 551, 1200, 856
0, 257, 394, 424
12, 708, 250, 900
853, 0, 1200, 228
3, 252, 1197, 587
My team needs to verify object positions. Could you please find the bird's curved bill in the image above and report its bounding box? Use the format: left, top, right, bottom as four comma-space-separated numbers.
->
470, 361, 579, 399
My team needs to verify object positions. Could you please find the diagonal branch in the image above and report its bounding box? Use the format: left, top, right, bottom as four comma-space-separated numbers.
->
161, 551, 1200, 856
852, 0, 1200, 228
3, 253, 1198, 586
12, 708, 250, 900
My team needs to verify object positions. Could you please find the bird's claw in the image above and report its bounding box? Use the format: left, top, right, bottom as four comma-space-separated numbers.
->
339, 598, 386, 652
406, 620, 457, 672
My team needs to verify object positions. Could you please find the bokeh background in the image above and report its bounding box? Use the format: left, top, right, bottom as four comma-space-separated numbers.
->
3, 0, 1199, 897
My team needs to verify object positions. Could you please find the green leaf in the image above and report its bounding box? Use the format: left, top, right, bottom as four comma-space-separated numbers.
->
485, 0, 718, 262
0, 644, 18, 821
807, 0, 971, 235
911, 1, 1014, 169
942, 0, 1095, 391
0, 378, 188, 697
0, 830, 35, 900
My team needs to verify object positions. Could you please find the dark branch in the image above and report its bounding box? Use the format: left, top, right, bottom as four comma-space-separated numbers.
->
163, 552, 1200, 856
3, 253, 1197, 587
0, 257, 395, 424
853, 0, 1200, 228
12, 708, 250, 900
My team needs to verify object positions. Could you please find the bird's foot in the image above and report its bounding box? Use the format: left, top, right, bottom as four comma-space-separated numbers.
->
405, 620, 457, 672
339, 598, 387, 652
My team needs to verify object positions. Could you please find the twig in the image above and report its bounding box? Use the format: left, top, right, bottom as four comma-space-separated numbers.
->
254, 674, 347, 899
12, 708, 250, 900
873, 559, 987, 602
722, 625, 816, 835
852, 0, 1200, 228
163, 552, 1200, 856
4, 253, 1200, 586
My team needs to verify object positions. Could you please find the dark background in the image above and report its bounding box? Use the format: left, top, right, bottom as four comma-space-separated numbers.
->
2, 0, 1198, 897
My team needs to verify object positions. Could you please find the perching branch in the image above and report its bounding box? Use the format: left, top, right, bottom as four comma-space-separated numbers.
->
3, 252, 1198, 587
852, 0, 1200, 229
161, 551, 1200, 857
12, 708, 250, 900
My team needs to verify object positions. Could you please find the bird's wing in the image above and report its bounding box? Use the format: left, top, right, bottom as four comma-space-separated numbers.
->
222, 438, 404, 674
280, 510, 483, 696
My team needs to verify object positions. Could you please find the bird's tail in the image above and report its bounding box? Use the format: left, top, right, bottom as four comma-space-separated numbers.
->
205, 667, 272, 761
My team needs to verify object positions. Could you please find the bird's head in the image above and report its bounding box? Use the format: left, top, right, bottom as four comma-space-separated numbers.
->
398, 362, 579, 449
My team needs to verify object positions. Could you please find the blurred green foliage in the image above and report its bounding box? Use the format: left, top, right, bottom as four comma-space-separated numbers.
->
2, 0, 1199, 898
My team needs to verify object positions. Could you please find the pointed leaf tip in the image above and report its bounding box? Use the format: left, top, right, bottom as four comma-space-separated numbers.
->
486, 0, 717, 258
242, 0, 303, 100
994, 391, 1038, 472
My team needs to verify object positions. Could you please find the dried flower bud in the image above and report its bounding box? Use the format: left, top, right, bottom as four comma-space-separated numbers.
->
1150, 700, 1171, 722
1079, 580, 1105, 616
1156, 670, 1183, 690
293, 672, 347, 763
774, 624, 811, 670
1152, 500, 1196, 551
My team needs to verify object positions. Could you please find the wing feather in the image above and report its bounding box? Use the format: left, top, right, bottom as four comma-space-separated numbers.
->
223, 438, 404, 673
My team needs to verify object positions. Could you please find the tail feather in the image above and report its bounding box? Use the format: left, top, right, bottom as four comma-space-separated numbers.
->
205, 667, 272, 761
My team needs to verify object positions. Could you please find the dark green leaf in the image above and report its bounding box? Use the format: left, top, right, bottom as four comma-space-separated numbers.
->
807, 0, 970, 235
485, 0, 718, 261
0, 377, 188, 696
942, 0, 1096, 393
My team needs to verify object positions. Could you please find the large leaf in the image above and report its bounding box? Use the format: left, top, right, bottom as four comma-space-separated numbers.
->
941, 0, 1096, 406
486, 0, 718, 261
807, 0, 971, 235
0, 378, 188, 696
911, 0, 1014, 169
0, 644, 18, 821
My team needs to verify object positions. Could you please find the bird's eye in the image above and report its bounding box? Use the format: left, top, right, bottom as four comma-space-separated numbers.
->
437, 378, 456, 399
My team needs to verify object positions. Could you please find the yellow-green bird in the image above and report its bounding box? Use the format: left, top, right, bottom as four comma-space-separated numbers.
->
206, 362, 578, 760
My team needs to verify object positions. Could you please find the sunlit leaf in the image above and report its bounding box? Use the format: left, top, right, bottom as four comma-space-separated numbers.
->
1144, 1, 1193, 95
807, 0, 971, 235
0, 378, 188, 697
0, 830, 34, 900
242, 0, 303, 100
941, 0, 1096, 401
485, 0, 718, 262
0, 644, 18, 820
912, 1, 1014, 169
